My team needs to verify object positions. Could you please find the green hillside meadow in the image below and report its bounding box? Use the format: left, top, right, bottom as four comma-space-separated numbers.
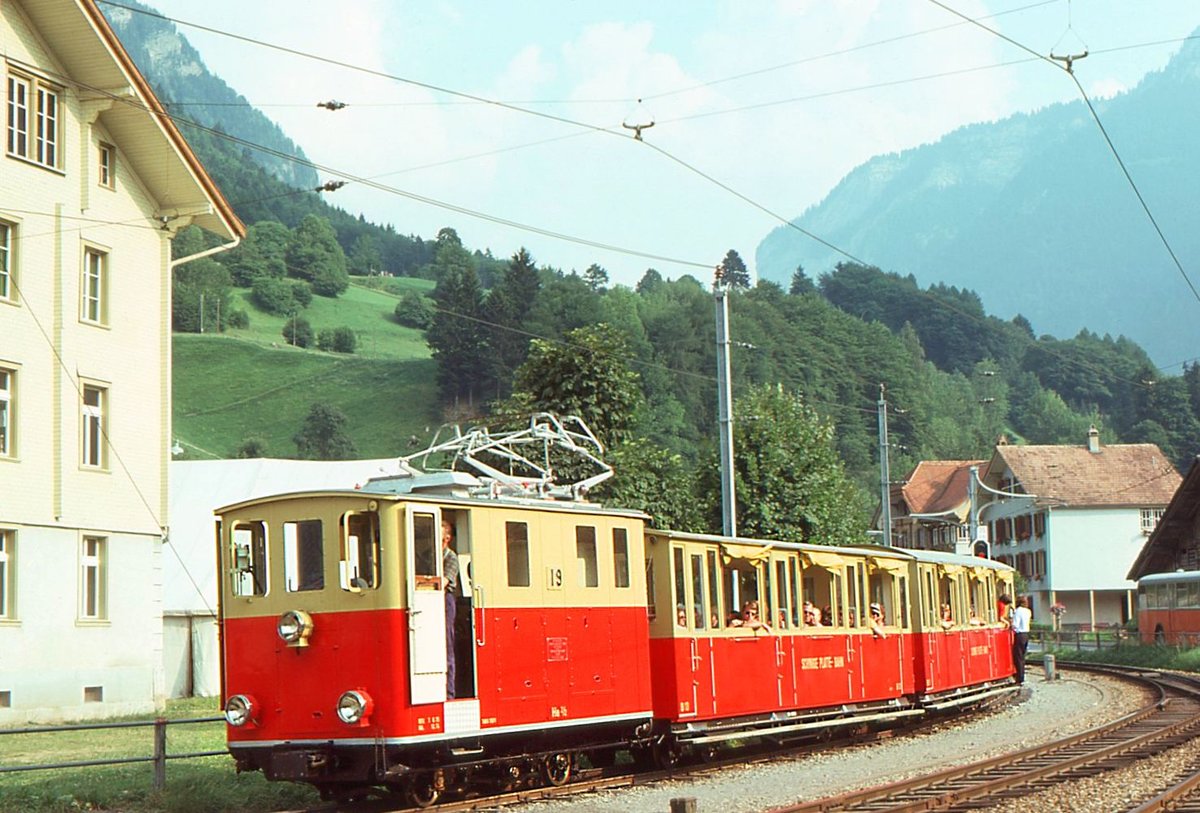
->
173, 280, 441, 460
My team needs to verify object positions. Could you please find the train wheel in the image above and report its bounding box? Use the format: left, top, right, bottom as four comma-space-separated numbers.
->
652, 738, 682, 770
542, 752, 573, 786
405, 771, 443, 808
697, 745, 720, 763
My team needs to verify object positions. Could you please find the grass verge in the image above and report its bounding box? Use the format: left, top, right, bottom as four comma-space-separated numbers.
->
0, 699, 318, 813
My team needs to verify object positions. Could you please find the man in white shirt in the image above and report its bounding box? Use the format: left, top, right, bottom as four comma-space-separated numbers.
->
1011, 596, 1032, 685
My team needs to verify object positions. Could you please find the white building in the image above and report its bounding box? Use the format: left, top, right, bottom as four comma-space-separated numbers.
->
981, 428, 1179, 628
0, 0, 241, 723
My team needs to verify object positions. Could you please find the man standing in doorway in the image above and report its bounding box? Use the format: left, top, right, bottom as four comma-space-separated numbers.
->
441, 518, 459, 699
1011, 596, 1032, 685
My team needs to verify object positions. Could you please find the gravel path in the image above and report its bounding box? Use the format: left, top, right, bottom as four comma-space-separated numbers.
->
510, 667, 1151, 813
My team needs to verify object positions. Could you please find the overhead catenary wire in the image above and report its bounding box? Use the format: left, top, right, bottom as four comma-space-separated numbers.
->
95, 0, 1198, 378
927, 0, 1200, 310
4, 38, 1166, 401
7, 22, 1162, 400
14, 1, 1163, 412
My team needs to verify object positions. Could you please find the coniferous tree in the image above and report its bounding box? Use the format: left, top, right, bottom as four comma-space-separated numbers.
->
716, 249, 751, 289
427, 238, 487, 407
583, 263, 609, 292
483, 248, 542, 397
347, 234, 383, 276
789, 264, 815, 295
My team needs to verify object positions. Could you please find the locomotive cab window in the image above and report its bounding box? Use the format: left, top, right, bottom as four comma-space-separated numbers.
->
576, 526, 598, 588
411, 512, 439, 588
283, 520, 324, 592
340, 510, 379, 591
645, 556, 656, 620
230, 521, 268, 597
506, 521, 530, 587
613, 528, 630, 588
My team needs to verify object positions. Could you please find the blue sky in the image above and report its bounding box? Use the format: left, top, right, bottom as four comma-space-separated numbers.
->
143, 0, 1200, 287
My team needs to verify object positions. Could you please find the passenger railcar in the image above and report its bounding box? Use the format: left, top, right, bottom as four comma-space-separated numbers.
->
1137, 571, 1200, 645
644, 533, 1015, 762
215, 417, 1017, 804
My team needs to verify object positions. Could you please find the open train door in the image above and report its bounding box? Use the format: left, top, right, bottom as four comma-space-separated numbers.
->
406, 506, 447, 705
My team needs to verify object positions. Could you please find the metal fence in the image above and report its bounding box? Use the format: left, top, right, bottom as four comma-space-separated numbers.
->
0, 715, 226, 790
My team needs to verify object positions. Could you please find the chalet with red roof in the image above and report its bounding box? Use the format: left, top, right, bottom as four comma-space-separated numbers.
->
980, 427, 1179, 628
879, 460, 986, 555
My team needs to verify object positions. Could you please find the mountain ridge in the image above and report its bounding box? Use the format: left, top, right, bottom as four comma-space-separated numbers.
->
757, 32, 1200, 365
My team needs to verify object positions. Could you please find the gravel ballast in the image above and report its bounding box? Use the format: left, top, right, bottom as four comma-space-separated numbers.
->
511, 668, 1150, 813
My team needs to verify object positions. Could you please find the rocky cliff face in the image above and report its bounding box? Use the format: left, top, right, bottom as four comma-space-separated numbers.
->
104, 1, 319, 191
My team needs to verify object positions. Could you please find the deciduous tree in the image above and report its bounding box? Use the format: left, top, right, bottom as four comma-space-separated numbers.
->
700, 385, 865, 544
285, 214, 349, 296
293, 402, 357, 459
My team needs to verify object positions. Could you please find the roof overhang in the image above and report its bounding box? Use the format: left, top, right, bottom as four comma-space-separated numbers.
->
18, 0, 243, 239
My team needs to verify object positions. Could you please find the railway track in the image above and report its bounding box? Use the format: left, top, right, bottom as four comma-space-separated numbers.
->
776, 663, 1200, 813
283, 691, 1019, 813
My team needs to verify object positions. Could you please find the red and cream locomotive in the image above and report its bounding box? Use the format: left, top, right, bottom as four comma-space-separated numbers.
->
216, 415, 1016, 805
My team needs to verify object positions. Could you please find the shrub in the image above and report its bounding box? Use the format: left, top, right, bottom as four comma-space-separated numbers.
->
289, 280, 313, 308
234, 436, 268, 458
252, 277, 296, 316
282, 316, 313, 348
394, 291, 434, 329
317, 326, 357, 354
226, 309, 250, 329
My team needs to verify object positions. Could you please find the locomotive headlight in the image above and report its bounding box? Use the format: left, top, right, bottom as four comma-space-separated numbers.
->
336, 689, 374, 725
224, 694, 256, 727
277, 609, 313, 646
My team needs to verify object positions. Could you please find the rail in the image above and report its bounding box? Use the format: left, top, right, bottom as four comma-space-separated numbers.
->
776, 663, 1200, 812
0, 715, 226, 791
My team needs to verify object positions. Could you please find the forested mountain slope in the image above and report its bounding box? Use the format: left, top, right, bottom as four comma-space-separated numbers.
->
757, 32, 1200, 366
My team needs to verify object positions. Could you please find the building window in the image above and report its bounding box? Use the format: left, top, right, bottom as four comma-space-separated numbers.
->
1141, 507, 1165, 535
81, 249, 107, 324
36, 85, 58, 167
0, 220, 13, 301
6, 76, 29, 158
80, 536, 106, 620
81, 385, 106, 468
7, 74, 59, 169
98, 143, 115, 189
0, 368, 11, 457
0, 529, 13, 619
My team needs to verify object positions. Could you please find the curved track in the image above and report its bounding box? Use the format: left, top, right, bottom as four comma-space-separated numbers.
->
281, 690, 1019, 812
777, 664, 1200, 813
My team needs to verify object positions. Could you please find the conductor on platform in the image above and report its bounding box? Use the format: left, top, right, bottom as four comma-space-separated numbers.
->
441, 519, 459, 699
